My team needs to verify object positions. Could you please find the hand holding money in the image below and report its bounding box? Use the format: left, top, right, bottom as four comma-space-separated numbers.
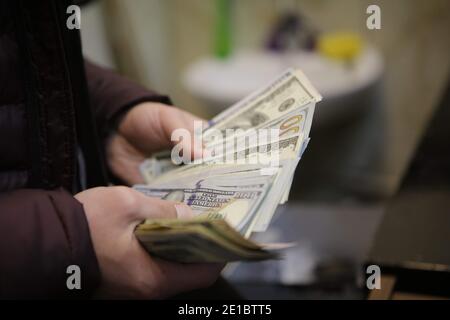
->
107, 102, 203, 185
135, 69, 322, 263
75, 186, 222, 298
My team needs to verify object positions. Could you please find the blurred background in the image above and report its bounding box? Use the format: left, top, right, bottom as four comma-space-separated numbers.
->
80, 0, 450, 299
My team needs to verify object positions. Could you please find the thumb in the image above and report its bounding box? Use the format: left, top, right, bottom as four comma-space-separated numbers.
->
132, 190, 194, 224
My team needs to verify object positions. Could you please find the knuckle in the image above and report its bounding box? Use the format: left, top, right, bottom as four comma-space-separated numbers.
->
149, 198, 177, 219
111, 186, 138, 210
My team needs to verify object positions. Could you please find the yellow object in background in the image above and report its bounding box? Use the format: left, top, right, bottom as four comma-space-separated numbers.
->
318, 32, 363, 62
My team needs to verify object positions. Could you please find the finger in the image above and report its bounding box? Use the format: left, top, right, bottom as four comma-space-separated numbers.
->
123, 104, 206, 160
161, 107, 206, 161
107, 134, 146, 185
132, 190, 194, 222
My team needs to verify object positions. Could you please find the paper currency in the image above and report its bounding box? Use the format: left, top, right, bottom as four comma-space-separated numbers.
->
136, 218, 280, 263
135, 68, 321, 263
139, 151, 175, 183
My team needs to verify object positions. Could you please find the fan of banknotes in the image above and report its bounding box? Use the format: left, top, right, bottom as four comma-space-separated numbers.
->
134, 69, 322, 263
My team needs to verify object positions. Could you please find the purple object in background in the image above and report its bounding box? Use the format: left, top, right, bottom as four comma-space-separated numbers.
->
266, 13, 317, 52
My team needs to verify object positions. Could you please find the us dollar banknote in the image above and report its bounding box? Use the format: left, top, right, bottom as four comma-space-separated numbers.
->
135, 69, 321, 263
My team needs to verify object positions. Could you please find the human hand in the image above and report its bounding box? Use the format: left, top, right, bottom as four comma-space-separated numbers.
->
75, 186, 222, 299
107, 102, 203, 185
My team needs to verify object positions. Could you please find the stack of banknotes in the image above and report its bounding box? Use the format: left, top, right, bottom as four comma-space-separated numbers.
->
134, 69, 322, 263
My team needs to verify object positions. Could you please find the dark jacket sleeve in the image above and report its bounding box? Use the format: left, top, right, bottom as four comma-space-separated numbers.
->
0, 188, 100, 299
84, 61, 172, 139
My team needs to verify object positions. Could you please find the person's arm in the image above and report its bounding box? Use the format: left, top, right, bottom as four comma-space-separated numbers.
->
0, 188, 100, 299
0, 186, 221, 299
84, 61, 172, 140
84, 60, 203, 185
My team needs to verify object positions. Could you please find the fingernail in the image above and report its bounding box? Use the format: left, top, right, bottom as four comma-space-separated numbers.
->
175, 204, 193, 219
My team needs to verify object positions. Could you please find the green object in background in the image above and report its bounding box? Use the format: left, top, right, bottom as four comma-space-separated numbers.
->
214, 0, 232, 59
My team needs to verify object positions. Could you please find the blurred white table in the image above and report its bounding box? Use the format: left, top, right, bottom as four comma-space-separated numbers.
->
183, 48, 383, 127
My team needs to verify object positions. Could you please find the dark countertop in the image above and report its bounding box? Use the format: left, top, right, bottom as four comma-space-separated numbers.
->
367, 80, 450, 296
